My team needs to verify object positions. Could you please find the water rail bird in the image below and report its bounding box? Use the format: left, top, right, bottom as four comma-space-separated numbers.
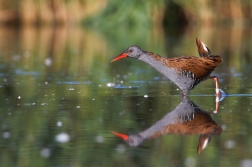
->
111, 38, 223, 96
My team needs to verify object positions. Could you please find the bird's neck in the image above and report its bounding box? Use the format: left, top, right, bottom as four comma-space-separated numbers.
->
138, 52, 163, 66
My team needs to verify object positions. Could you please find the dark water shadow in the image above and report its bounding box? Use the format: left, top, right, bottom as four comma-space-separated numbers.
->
113, 97, 222, 154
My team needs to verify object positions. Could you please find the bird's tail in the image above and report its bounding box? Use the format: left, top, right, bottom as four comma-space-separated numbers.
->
196, 38, 211, 57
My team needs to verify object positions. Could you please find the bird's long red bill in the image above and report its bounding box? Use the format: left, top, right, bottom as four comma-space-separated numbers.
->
112, 131, 128, 140
111, 53, 127, 62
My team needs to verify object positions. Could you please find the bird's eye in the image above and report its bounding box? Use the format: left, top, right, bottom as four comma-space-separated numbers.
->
129, 49, 133, 52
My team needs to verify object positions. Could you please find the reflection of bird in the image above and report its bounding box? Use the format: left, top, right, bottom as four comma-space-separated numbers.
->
111, 38, 222, 96
112, 97, 222, 154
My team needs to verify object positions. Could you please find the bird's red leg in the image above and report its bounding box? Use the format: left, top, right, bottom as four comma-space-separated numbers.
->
209, 76, 220, 97
209, 76, 220, 113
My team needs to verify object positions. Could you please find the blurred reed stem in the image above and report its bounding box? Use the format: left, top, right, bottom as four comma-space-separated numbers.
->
0, 0, 251, 27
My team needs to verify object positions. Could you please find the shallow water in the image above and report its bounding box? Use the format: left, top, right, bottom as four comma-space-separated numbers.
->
0, 25, 252, 167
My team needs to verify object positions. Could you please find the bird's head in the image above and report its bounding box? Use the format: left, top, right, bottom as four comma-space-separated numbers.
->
111, 45, 145, 62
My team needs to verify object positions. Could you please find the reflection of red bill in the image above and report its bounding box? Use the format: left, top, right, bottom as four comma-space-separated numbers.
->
111, 131, 128, 140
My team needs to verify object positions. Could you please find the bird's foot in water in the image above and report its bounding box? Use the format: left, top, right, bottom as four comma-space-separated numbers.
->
213, 89, 226, 114
215, 88, 226, 102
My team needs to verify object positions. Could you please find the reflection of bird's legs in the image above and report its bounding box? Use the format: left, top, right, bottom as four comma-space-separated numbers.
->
213, 99, 219, 114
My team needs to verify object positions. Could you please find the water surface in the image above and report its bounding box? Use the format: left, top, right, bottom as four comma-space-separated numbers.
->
0, 25, 252, 167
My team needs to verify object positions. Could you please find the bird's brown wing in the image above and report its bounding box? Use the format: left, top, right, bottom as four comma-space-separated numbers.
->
148, 53, 222, 79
